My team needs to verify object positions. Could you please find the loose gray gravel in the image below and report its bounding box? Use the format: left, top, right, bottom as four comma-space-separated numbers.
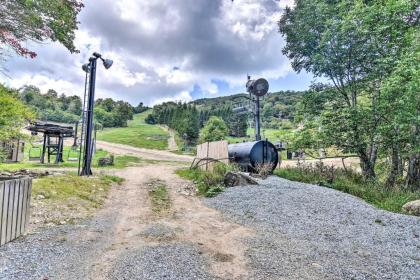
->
205, 176, 420, 280
0, 214, 118, 280
108, 243, 213, 280
140, 223, 177, 242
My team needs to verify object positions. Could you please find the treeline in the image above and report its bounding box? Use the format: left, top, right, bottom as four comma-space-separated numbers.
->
20, 85, 82, 123
146, 101, 248, 144
146, 102, 200, 144
94, 98, 147, 128
17, 85, 148, 128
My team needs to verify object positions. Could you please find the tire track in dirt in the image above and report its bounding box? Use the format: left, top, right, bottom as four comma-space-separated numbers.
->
85, 163, 253, 279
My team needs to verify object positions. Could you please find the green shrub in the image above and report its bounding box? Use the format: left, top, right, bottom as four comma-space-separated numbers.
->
176, 163, 238, 197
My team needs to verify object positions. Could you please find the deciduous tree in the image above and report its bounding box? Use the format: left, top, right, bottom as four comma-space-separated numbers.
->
0, 0, 83, 58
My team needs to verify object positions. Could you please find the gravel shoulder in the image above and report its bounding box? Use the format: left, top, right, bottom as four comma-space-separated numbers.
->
205, 176, 420, 280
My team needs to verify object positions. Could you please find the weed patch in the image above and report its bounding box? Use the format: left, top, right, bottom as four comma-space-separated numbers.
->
148, 180, 171, 215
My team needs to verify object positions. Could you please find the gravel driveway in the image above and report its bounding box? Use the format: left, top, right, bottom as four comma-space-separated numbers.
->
1, 172, 419, 280
205, 176, 420, 280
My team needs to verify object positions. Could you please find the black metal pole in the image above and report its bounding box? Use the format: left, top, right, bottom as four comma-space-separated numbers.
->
72, 121, 78, 148
41, 133, 46, 164
80, 58, 97, 176
255, 96, 261, 141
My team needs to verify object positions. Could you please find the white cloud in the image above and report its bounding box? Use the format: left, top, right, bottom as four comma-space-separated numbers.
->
0, 0, 308, 105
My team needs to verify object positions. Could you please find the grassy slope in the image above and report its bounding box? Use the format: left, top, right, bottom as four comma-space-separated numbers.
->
226, 127, 294, 144
97, 110, 169, 150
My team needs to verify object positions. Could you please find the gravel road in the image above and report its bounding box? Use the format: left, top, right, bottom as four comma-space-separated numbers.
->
1, 162, 419, 279
205, 176, 420, 280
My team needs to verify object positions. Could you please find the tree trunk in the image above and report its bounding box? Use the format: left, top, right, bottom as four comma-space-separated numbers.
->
359, 151, 376, 179
406, 153, 420, 190
385, 146, 400, 189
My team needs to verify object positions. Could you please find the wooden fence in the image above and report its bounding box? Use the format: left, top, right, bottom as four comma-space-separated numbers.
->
0, 176, 32, 246
196, 140, 229, 171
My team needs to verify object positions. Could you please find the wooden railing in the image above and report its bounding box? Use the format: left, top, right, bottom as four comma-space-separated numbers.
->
0, 176, 32, 246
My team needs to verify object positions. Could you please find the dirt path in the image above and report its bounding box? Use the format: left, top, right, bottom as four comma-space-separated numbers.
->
158, 125, 178, 151
90, 143, 252, 278
0, 144, 252, 279
96, 140, 192, 162
88, 164, 253, 279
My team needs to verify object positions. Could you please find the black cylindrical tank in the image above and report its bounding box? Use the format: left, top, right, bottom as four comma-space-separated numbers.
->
228, 140, 279, 172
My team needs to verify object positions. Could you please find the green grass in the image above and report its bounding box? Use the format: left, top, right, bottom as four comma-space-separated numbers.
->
275, 167, 420, 214
97, 110, 169, 150
0, 147, 144, 171
148, 181, 171, 215
32, 173, 124, 208
226, 128, 290, 144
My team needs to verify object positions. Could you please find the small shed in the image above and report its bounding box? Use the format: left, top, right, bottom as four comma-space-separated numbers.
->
0, 140, 25, 163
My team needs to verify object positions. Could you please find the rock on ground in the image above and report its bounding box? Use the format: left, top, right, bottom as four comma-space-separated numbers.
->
223, 171, 258, 187
402, 199, 420, 216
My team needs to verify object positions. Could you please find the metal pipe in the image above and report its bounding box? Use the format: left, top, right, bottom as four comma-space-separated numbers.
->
255, 96, 261, 141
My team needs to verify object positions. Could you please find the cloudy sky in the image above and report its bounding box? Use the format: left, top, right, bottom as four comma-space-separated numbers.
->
1, 0, 312, 106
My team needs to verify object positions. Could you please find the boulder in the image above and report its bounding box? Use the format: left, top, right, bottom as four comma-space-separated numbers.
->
223, 172, 258, 187
98, 157, 113, 167
402, 200, 420, 216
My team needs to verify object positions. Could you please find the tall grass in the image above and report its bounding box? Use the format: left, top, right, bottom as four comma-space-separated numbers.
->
275, 163, 420, 214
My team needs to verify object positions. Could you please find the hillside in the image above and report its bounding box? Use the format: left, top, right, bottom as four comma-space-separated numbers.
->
192, 90, 306, 130
96, 110, 169, 150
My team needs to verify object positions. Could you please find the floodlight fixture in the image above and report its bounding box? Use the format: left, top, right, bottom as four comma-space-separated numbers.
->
82, 63, 90, 73
92, 52, 113, 69
102, 58, 113, 69
246, 78, 269, 97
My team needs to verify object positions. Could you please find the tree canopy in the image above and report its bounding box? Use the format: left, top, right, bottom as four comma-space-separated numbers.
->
199, 116, 228, 144
0, 0, 83, 58
279, 0, 419, 188
0, 85, 34, 141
